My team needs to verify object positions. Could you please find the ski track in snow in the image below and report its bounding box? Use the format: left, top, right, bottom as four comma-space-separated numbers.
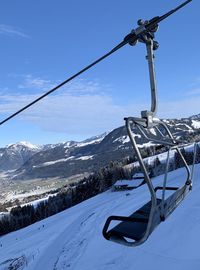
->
30, 197, 119, 270
0, 164, 200, 270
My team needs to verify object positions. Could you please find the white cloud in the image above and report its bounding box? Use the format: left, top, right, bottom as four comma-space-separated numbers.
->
18, 75, 107, 96
62, 79, 108, 96
0, 24, 29, 38
0, 76, 200, 137
18, 74, 55, 90
185, 88, 200, 96
0, 90, 199, 137
0, 76, 125, 136
158, 96, 200, 119
0, 92, 134, 135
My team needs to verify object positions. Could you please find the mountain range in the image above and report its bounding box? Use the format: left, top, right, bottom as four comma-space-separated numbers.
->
0, 115, 200, 181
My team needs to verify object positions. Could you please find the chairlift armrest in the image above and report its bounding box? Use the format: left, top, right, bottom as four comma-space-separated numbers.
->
171, 141, 194, 149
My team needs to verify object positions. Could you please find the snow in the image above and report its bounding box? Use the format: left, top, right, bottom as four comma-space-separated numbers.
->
1, 164, 200, 270
124, 142, 196, 172
114, 135, 139, 144
114, 136, 129, 144
21, 194, 57, 209
175, 123, 193, 131
133, 172, 145, 178
182, 123, 193, 131
5, 188, 51, 203
125, 152, 164, 169
76, 155, 94, 161
139, 141, 156, 148
63, 134, 106, 149
149, 128, 157, 136
33, 157, 75, 167
7, 141, 41, 150
77, 137, 104, 147
192, 120, 200, 129
63, 142, 75, 148
33, 155, 94, 168
147, 150, 175, 164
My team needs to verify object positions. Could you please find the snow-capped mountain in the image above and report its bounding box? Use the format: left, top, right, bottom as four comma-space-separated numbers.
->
12, 115, 200, 180
0, 134, 107, 173
0, 115, 200, 180
1, 164, 200, 270
0, 141, 42, 171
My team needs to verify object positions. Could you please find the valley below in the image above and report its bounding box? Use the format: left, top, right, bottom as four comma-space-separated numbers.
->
0, 172, 88, 211
1, 115, 200, 212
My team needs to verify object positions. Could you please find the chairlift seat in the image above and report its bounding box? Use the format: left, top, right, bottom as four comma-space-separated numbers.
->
103, 183, 193, 246
103, 199, 161, 242
103, 0, 195, 247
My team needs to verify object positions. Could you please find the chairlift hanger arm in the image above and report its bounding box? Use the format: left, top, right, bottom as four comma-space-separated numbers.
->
124, 0, 192, 46
103, 0, 193, 247
0, 0, 192, 127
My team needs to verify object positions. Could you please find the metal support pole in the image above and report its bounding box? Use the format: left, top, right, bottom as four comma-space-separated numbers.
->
141, 39, 158, 123
146, 40, 158, 116
191, 143, 197, 183
161, 149, 170, 218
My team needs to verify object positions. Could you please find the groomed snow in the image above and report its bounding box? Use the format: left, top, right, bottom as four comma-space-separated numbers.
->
33, 157, 75, 167
77, 137, 104, 147
33, 155, 94, 168
76, 155, 94, 160
0, 164, 200, 270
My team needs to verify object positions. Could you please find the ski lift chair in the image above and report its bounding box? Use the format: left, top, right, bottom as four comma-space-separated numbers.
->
103, 116, 197, 246
103, 19, 196, 246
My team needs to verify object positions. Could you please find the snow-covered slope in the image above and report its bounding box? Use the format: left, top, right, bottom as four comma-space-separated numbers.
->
0, 164, 200, 270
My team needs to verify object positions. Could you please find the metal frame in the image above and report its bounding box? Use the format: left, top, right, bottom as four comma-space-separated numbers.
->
103, 25, 196, 246
103, 117, 194, 246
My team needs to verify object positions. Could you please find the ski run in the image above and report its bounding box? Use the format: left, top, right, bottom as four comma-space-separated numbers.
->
0, 163, 199, 270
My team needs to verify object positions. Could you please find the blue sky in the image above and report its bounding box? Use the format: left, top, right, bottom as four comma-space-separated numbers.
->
0, 0, 199, 146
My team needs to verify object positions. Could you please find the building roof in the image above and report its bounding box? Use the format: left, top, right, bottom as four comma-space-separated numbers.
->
114, 179, 143, 188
